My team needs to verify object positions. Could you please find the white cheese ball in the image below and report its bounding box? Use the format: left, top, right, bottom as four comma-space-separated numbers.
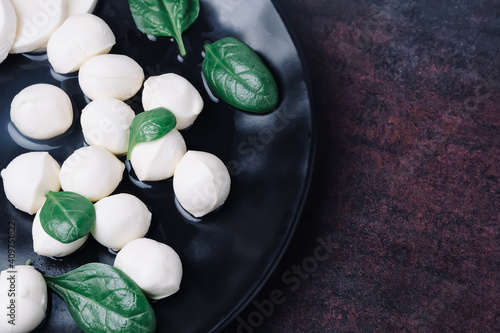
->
47, 13, 115, 74
173, 151, 231, 217
67, 0, 98, 16
0, 0, 16, 64
60, 146, 125, 202
91, 193, 151, 251
0, 265, 47, 333
32, 208, 89, 257
130, 129, 186, 181
1, 152, 60, 215
142, 73, 204, 130
79, 54, 144, 101
9, 0, 67, 54
81, 98, 135, 155
10, 84, 73, 140
114, 238, 182, 300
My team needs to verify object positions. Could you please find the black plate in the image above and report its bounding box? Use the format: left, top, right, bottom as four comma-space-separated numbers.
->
0, 0, 314, 332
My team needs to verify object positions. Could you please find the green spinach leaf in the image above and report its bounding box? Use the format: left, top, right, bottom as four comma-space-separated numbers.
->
40, 191, 95, 244
44, 263, 156, 333
202, 37, 279, 113
128, 0, 200, 56
127, 107, 177, 160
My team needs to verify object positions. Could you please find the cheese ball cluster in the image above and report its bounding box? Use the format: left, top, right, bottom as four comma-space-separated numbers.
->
0, 0, 99, 64
7, 2, 117, 141
0, 0, 242, 316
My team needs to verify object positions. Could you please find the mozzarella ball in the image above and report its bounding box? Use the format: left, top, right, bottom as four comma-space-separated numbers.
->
91, 193, 151, 251
173, 151, 231, 217
32, 208, 88, 257
67, 0, 98, 16
114, 238, 182, 300
9, 0, 67, 54
142, 73, 204, 130
10, 84, 73, 140
59, 146, 125, 202
130, 129, 186, 181
1, 152, 60, 215
79, 54, 144, 101
0, 265, 47, 333
81, 98, 135, 155
47, 13, 115, 74
0, 0, 16, 63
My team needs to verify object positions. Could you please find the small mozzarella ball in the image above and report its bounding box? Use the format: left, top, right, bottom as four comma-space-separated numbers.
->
47, 13, 115, 74
67, 0, 98, 16
114, 238, 182, 300
81, 98, 135, 155
0, 265, 47, 333
32, 208, 88, 257
173, 151, 231, 217
10, 84, 73, 140
79, 54, 144, 101
91, 193, 151, 251
9, 0, 67, 54
1, 152, 60, 215
142, 73, 204, 130
60, 146, 125, 202
0, 0, 16, 64
130, 129, 186, 181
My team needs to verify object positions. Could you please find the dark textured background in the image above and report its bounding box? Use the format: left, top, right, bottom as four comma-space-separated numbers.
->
226, 0, 499, 332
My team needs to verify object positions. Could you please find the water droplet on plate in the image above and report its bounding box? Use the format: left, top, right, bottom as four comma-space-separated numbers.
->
201, 72, 219, 103
22, 52, 48, 61
108, 248, 119, 256
174, 197, 201, 223
125, 160, 153, 189
7, 123, 62, 151
50, 68, 77, 82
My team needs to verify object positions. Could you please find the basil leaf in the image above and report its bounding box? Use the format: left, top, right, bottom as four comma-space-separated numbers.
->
127, 107, 177, 160
45, 263, 156, 333
202, 37, 279, 113
40, 191, 95, 244
128, 0, 200, 56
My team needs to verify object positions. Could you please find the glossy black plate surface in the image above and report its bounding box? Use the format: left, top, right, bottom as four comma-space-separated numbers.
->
0, 0, 314, 332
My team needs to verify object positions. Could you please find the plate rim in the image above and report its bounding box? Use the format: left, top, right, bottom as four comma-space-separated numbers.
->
0, 0, 317, 331
210, 0, 318, 330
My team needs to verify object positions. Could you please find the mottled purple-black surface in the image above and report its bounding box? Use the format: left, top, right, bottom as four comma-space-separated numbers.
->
226, 0, 499, 332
